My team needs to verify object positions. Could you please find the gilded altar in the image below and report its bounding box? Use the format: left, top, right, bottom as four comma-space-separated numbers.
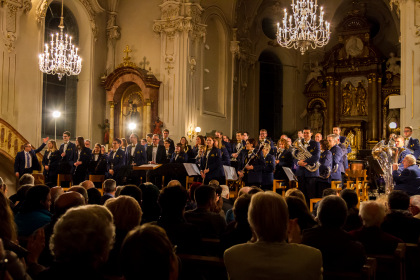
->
303, 9, 400, 159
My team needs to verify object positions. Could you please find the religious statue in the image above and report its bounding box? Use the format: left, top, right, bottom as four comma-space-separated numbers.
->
153, 117, 164, 135
98, 119, 110, 144
305, 61, 323, 84
342, 83, 352, 116
386, 52, 401, 75
123, 102, 140, 124
309, 107, 324, 135
356, 82, 367, 115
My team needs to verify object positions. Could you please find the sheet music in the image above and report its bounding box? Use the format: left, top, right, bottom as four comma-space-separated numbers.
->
140, 164, 161, 168
224, 166, 238, 181
282, 167, 298, 181
183, 163, 201, 176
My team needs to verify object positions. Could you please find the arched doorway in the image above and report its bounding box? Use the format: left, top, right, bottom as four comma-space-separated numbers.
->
259, 51, 283, 140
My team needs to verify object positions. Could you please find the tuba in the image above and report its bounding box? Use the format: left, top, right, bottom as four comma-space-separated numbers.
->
371, 140, 397, 194
291, 139, 320, 172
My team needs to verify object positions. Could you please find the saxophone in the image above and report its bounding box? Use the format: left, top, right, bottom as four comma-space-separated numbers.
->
291, 139, 320, 172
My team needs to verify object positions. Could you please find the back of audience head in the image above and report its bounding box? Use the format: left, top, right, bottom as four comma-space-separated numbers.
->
105, 196, 142, 232
410, 195, 420, 216
115, 186, 124, 197
285, 196, 315, 230
220, 185, 229, 199
50, 205, 115, 267
159, 185, 187, 216
0, 191, 17, 242
285, 189, 307, 206
340, 188, 359, 209
103, 179, 117, 194
388, 190, 410, 211
238, 186, 252, 197
67, 186, 88, 204
87, 188, 101, 205
166, 180, 182, 188
248, 187, 263, 195
248, 191, 288, 242
139, 183, 160, 222
208, 179, 220, 187
233, 194, 251, 225
323, 188, 337, 197
19, 174, 34, 187
317, 195, 348, 228
195, 185, 217, 209
54, 191, 86, 218
22, 185, 51, 213
80, 180, 94, 190
359, 201, 386, 228
119, 185, 142, 206
189, 182, 202, 202
0, 177, 6, 194
121, 224, 178, 280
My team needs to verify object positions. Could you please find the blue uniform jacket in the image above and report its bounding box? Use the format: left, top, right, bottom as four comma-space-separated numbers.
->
125, 144, 147, 166
319, 150, 332, 182
42, 150, 60, 177
330, 145, 343, 180
339, 136, 351, 170
237, 149, 264, 184
75, 147, 92, 172
262, 153, 275, 186
295, 139, 320, 178
393, 165, 420, 196
220, 147, 231, 166
200, 147, 225, 180
59, 142, 77, 167
170, 152, 188, 163
107, 148, 126, 173
407, 138, 420, 159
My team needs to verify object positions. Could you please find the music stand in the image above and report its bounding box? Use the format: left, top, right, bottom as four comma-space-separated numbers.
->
223, 166, 238, 181
133, 164, 162, 182
282, 167, 298, 181
367, 156, 384, 175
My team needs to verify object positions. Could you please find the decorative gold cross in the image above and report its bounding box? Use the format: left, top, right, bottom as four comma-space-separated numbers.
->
123, 45, 132, 60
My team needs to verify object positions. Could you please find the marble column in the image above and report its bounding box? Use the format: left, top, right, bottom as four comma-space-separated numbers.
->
145, 100, 152, 134
109, 101, 115, 145
326, 77, 334, 132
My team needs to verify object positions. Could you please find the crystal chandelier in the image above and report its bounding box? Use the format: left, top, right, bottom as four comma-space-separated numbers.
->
276, 0, 331, 55
39, 0, 82, 80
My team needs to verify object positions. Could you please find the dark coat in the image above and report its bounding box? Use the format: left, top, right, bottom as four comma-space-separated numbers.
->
261, 153, 275, 186
107, 148, 126, 173
339, 136, 351, 170
407, 137, 420, 159
170, 152, 188, 163
14, 143, 46, 176
147, 145, 166, 164
58, 142, 77, 174
88, 153, 107, 175
125, 143, 147, 166
329, 145, 343, 180
274, 149, 294, 180
318, 150, 332, 182
220, 147, 231, 166
200, 147, 225, 180
392, 164, 420, 196
295, 139, 320, 178
42, 150, 60, 184
237, 149, 264, 185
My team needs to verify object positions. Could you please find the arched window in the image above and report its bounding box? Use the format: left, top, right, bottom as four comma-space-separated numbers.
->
41, 2, 79, 138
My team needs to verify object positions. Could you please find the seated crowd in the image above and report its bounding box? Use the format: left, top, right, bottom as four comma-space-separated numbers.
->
1, 172, 420, 280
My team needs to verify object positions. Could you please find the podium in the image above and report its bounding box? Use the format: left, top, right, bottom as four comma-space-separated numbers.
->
133, 164, 162, 183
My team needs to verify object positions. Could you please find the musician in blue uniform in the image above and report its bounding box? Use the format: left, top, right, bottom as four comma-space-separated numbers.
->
274, 139, 294, 181
404, 126, 420, 159
126, 133, 147, 185
170, 143, 188, 163
42, 139, 60, 187
294, 127, 320, 204
73, 136, 92, 185
58, 131, 77, 174
215, 137, 231, 166
328, 134, 344, 182
333, 126, 351, 181
163, 140, 175, 164
200, 136, 225, 184
394, 135, 413, 171
88, 143, 107, 176
216, 131, 232, 155
107, 138, 126, 185
259, 129, 275, 154
316, 139, 332, 197
237, 138, 264, 187
261, 144, 276, 191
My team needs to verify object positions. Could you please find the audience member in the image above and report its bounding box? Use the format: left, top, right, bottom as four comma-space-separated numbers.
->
14, 185, 52, 237
119, 185, 142, 207
185, 182, 201, 211
312, 188, 337, 216
220, 185, 233, 214
302, 195, 366, 273
166, 180, 182, 187
184, 185, 226, 238
349, 201, 403, 255
224, 192, 322, 280
139, 183, 161, 223
410, 195, 420, 219
120, 224, 178, 280
49, 187, 64, 213
67, 186, 88, 204
156, 185, 201, 254
340, 188, 362, 231
101, 179, 116, 205
0, 238, 32, 280
221, 193, 252, 251
79, 181, 100, 204
285, 196, 317, 234
104, 196, 142, 277
19, 174, 35, 187
381, 190, 420, 243
10, 185, 32, 214
392, 154, 420, 195
37, 205, 115, 280
39, 192, 86, 267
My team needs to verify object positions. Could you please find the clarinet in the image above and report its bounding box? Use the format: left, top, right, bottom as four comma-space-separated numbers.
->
238, 142, 264, 183
202, 148, 210, 182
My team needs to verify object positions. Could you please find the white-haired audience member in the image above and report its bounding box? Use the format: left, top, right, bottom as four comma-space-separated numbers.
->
37, 205, 115, 279
392, 154, 420, 196
410, 195, 420, 219
224, 191, 322, 280
348, 201, 403, 255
